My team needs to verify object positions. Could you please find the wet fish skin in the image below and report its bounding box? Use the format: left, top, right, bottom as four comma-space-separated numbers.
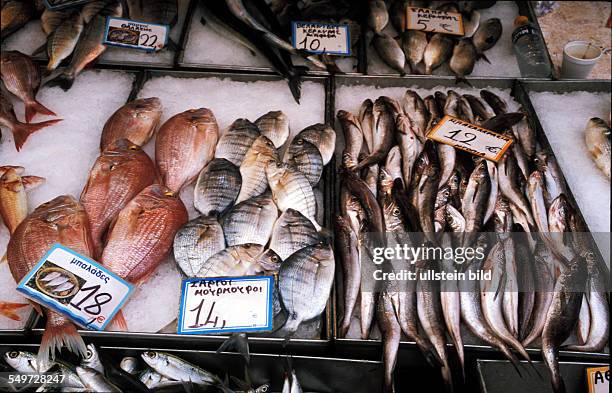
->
337, 110, 363, 170
514, 113, 536, 159
46, 11, 84, 73
342, 169, 384, 235
0, 166, 44, 235
156, 108, 219, 193
373, 33, 406, 75
502, 238, 520, 338
354, 97, 396, 170
462, 161, 490, 247
4, 351, 54, 373
359, 99, 375, 154
194, 158, 242, 216
473, 18, 502, 56
80, 139, 157, 259
395, 113, 423, 189
498, 152, 534, 226
141, 351, 225, 387
101, 184, 188, 284
222, 192, 278, 246
1, 0, 35, 38
293, 123, 336, 165
458, 95, 475, 123
584, 117, 611, 179
81, 344, 104, 374
542, 256, 587, 393
449, 38, 477, 83
197, 243, 280, 278
479, 89, 507, 115
463, 94, 494, 122
41, 8, 71, 35
255, 110, 289, 149
335, 215, 360, 338
377, 289, 400, 393
215, 118, 261, 166
284, 137, 323, 186
100, 97, 163, 151
423, 33, 453, 75
401, 89, 429, 142
417, 162, 440, 245
173, 215, 225, 277
270, 208, 319, 261
401, 30, 428, 73
279, 242, 334, 336
534, 150, 567, 206
367, 0, 388, 33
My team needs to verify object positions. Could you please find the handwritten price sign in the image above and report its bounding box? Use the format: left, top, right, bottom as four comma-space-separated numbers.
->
587, 366, 609, 393
16, 244, 133, 331
427, 115, 513, 162
292, 22, 350, 55
103, 17, 168, 51
177, 276, 274, 335
406, 7, 464, 36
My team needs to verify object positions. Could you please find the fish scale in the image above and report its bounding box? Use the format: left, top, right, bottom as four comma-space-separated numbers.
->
173, 216, 225, 277
222, 193, 278, 246
196, 244, 279, 278
194, 158, 242, 216
270, 209, 320, 260
215, 119, 261, 166
236, 135, 278, 203
284, 138, 323, 186
267, 162, 317, 227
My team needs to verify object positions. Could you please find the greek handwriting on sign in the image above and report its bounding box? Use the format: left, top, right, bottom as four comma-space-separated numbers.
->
406, 7, 464, 36
292, 22, 350, 55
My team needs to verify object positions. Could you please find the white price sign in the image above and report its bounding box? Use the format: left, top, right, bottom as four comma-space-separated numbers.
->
177, 276, 274, 335
16, 244, 133, 331
587, 366, 609, 393
292, 22, 350, 55
427, 115, 513, 162
43, 0, 91, 10
406, 7, 464, 36
103, 17, 168, 51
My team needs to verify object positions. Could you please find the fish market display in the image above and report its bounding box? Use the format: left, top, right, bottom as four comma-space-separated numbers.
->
100, 97, 163, 151
335, 86, 609, 393
584, 117, 611, 179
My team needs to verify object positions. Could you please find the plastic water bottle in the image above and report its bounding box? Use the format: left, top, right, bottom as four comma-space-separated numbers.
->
512, 16, 552, 78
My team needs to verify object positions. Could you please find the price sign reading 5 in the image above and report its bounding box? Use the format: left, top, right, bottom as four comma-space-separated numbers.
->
406, 7, 464, 36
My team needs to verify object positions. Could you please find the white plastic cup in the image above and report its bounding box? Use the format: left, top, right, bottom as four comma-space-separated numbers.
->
561, 40, 602, 79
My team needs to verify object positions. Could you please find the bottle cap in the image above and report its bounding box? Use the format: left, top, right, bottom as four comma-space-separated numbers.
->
514, 16, 530, 27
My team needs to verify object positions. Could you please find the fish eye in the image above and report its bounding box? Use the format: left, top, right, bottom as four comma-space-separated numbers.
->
296, 138, 303, 145
129, 145, 138, 150
271, 255, 279, 262
7, 351, 19, 359
164, 191, 174, 197
393, 207, 401, 216
85, 349, 93, 359
444, 191, 450, 197
145, 352, 156, 358
276, 161, 283, 168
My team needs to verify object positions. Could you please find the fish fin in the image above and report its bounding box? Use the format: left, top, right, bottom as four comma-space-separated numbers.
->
39, 313, 86, 367
24, 100, 57, 123
217, 333, 250, 363
0, 252, 6, 264
478, 53, 491, 64
12, 119, 62, 151
32, 43, 47, 56
455, 77, 473, 87
44, 72, 75, 91
199, 16, 207, 26
287, 67, 308, 105
0, 302, 29, 321
21, 176, 46, 190
108, 309, 128, 331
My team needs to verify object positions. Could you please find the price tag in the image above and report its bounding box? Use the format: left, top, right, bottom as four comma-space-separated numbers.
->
177, 276, 273, 335
103, 17, 168, 52
43, 0, 91, 10
427, 115, 513, 162
292, 22, 350, 55
406, 7, 464, 36
587, 366, 609, 393
16, 243, 133, 331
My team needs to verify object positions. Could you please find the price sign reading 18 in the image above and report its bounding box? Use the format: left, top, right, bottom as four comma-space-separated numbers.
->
103, 17, 168, 52
427, 115, 513, 162
292, 22, 350, 55
16, 244, 133, 331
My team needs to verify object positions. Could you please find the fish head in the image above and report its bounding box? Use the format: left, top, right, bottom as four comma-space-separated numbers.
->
182, 107, 217, 127
377, 166, 394, 194
119, 357, 139, 374
131, 97, 162, 121
4, 351, 35, 371
257, 249, 282, 273
140, 351, 164, 368
533, 151, 551, 172
32, 195, 83, 224
435, 185, 450, 208
264, 159, 288, 185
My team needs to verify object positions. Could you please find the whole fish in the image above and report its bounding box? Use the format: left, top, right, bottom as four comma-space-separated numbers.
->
502, 238, 519, 338
417, 162, 439, 245
479, 89, 507, 115
462, 161, 490, 247
527, 170, 549, 234
156, 108, 219, 193
584, 117, 611, 179
449, 38, 477, 84
463, 10, 480, 37
359, 99, 375, 154
255, 110, 289, 148
197, 244, 280, 278
498, 152, 534, 226
80, 139, 157, 258
141, 352, 227, 389
401, 30, 428, 73
417, 260, 453, 392
46, 3, 124, 90
373, 33, 406, 75
7, 195, 91, 364
377, 289, 400, 393
4, 351, 54, 373
335, 215, 360, 339
45, 11, 84, 73
337, 110, 363, 170
463, 94, 495, 122
534, 150, 566, 206
541, 256, 587, 393
173, 215, 225, 277
284, 137, 323, 186
270, 208, 319, 261
266, 161, 318, 228
100, 97, 163, 151
279, 242, 334, 336
367, 0, 388, 33
41, 8, 72, 35
342, 169, 384, 235
401, 90, 429, 142
472, 18, 502, 62
194, 158, 242, 216
354, 97, 396, 170
215, 118, 261, 166
423, 33, 453, 75
101, 184, 188, 284
1, 51, 56, 123
1, 0, 35, 38
222, 192, 278, 246
127, 0, 178, 26
0, 166, 44, 234
395, 113, 423, 189
0, 94, 61, 150
81, 344, 103, 374
292, 123, 336, 166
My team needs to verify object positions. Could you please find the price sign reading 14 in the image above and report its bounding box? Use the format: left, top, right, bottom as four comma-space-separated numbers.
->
16, 244, 133, 331
427, 115, 513, 162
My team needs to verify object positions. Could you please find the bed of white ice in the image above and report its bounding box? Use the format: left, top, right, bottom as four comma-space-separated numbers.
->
0, 263, 32, 330
182, 1, 356, 73
1, 0, 189, 66
367, 1, 522, 77
0, 69, 134, 329
529, 91, 611, 234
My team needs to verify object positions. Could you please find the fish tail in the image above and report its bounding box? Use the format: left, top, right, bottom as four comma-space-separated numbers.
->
216, 333, 250, 363
108, 309, 128, 331
0, 252, 6, 264
414, 336, 443, 368
39, 311, 86, 367
44, 72, 75, 91
0, 302, 29, 321
478, 53, 491, 64
441, 359, 454, 393
12, 119, 62, 151
455, 77, 473, 87
25, 100, 57, 123
288, 73, 302, 105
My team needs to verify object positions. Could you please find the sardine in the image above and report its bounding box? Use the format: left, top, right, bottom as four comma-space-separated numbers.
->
100, 97, 163, 151
423, 33, 453, 75
80, 139, 157, 258
292, 123, 336, 166
197, 244, 280, 278
335, 215, 360, 339
284, 137, 323, 186
0, 166, 44, 235
270, 208, 319, 261
141, 352, 226, 388
156, 108, 219, 193
255, 110, 289, 149
194, 158, 242, 216
4, 351, 53, 373
222, 192, 278, 246
173, 215, 225, 277
81, 344, 104, 374
584, 117, 611, 179
373, 33, 406, 75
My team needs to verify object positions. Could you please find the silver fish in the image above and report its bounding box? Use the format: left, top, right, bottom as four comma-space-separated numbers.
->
81, 344, 103, 374
401, 30, 428, 73
423, 33, 453, 75
335, 215, 360, 339
236, 135, 278, 204
293, 124, 336, 165
396, 113, 423, 189
373, 33, 406, 75
141, 351, 225, 387
461, 161, 490, 247
215, 119, 261, 167
284, 137, 323, 186
534, 151, 567, 206
270, 208, 319, 261
337, 110, 363, 170
120, 357, 140, 375
255, 110, 289, 149
401, 89, 429, 142
197, 244, 280, 278
194, 158, 242, 216
174, 216, 226, 277
4, 351, 53, 373
222, 192, 278, 246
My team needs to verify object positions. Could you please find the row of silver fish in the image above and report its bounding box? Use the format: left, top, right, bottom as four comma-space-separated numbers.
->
336, 87, 609, 393
368, 0, 502, 81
